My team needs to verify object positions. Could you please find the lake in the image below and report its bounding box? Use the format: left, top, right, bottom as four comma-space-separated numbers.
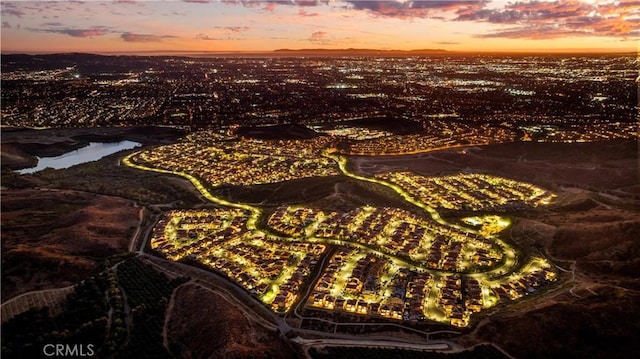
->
17, 140, 141, 174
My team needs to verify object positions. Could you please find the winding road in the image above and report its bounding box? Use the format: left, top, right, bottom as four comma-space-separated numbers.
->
121, 144, 527, 355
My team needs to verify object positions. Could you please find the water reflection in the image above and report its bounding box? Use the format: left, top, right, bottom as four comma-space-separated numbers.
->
18, 141, 141, 174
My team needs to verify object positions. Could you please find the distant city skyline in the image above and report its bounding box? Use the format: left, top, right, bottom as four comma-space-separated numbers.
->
1, 0, 638, 54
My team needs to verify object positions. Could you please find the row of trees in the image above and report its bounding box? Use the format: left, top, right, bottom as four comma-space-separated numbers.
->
1, 256, 188, 359
113, 258, 188, 359
1, 276, 109, 358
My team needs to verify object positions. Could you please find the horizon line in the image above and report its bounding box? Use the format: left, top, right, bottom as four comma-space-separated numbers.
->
2, 47, 637, 57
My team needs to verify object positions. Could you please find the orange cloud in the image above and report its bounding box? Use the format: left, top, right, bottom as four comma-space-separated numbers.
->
299, 9, 319, 17
309, 30, 328, 44
195, 33, 218, 41
462, 0, 640, 39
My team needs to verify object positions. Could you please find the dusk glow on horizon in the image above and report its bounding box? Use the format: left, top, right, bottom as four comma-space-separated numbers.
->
1, 0, 639, 54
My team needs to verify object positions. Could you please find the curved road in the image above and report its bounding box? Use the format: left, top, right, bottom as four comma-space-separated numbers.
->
124, 150, 519, 279
121, 146, 525, 354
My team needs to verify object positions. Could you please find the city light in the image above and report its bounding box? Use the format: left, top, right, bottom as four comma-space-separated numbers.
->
130, 131, 560, 327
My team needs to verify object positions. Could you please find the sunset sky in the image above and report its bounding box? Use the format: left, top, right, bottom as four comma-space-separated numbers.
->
1, 0, 638, 54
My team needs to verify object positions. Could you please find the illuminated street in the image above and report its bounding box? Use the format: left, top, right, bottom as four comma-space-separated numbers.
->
126, 131, 558, 327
